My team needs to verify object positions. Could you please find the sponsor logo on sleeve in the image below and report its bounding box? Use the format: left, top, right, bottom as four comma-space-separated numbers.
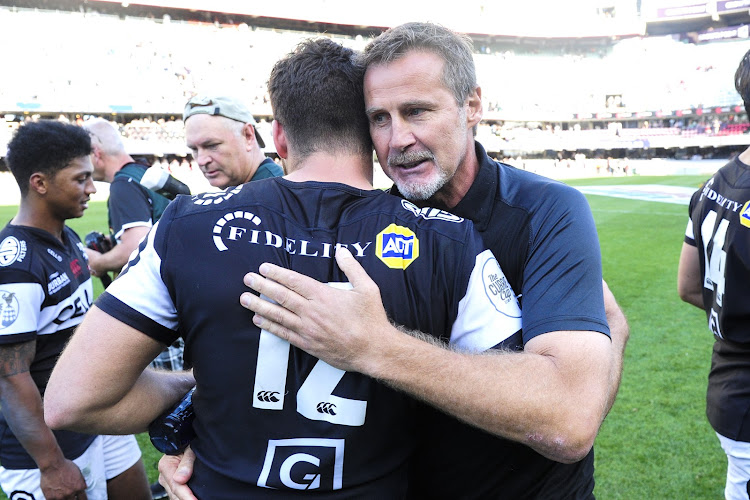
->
0, 237, 26, 266
481, 258, 516, 312
376, 224, 419, 269
0, 291, 20, 329
740, 200, 750, 228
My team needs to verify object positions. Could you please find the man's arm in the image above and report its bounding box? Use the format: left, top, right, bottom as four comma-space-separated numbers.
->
86, 225, 150, 275
603, 279, 629, 414
45, 305, 194, 435
0, 341, 88, 499
240, 248, 611, 463
677, 242, 704, 309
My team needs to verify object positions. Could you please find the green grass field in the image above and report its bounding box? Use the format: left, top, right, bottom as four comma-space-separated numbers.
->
0, 174, 725, 498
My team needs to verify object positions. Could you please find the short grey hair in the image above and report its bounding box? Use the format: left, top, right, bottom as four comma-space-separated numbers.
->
359, 22, 478, 106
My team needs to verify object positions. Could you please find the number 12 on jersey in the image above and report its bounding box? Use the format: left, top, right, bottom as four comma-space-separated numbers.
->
252, 287, 367, 427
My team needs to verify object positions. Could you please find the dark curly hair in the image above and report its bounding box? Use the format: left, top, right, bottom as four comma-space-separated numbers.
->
6, 120, 92, 197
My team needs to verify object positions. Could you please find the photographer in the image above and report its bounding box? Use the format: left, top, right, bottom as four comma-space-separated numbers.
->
83, 118, 160, 280
82, 117, 187, 499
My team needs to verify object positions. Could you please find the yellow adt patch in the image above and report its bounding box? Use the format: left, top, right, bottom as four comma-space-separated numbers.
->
741, 200, 750, 228
376, 224, 419, 269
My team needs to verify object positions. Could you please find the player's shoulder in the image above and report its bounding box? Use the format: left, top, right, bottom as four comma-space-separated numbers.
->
0, 225, 44, 278
379, 197, 474, 239
494, 162, 586, 213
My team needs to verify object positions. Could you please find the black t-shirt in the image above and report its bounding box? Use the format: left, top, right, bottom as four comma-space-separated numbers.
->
684, 156, 750, 441
394, 142, 610, 499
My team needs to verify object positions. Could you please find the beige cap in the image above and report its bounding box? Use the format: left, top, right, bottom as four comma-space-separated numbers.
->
183, 94, 265, 148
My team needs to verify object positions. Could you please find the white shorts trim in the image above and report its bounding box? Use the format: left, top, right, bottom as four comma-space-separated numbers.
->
0, 434, 142, 500
717, 432, 750, 500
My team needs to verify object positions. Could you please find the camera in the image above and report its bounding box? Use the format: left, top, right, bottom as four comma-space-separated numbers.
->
84, 231, 115, 254
84, 231, 115, 287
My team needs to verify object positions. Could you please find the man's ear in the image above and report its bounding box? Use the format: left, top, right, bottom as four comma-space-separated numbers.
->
28, 172, 49, 196
243, 122, 260, 151
271, 120, 288, 159
466, 86, 483, 128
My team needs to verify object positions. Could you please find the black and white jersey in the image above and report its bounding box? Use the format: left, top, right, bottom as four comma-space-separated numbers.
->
98, 178, 522, 498
0, 224, 96, 469
685, 157, 750, 344
684, 156, 750, 441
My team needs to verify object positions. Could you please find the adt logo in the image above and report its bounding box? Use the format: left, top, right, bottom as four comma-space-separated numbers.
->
376, 224, 419, 270
740, 200, 750, 228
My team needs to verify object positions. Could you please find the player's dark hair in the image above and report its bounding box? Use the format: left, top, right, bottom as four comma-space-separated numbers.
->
6, 120, 92, 196
268, 38, 371, 159
735, 48, 750, 120
360, 22, 477, 107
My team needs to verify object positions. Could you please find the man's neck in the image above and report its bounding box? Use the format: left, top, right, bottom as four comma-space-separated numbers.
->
284, 153, 373, 190
12, 201, 65, 242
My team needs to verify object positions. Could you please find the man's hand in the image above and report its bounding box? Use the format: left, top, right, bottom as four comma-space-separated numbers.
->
240, 248, 613, 463
158, 446, 197, 500
40, 457, 88, 500
239, 247, 396, 374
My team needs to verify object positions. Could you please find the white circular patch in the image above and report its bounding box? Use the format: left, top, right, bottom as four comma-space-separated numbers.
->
0, 236, 21, 267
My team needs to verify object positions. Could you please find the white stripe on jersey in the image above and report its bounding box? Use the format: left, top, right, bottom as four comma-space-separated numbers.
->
107, 221, 178, 331
685, 217, 695, 241
0, 282, 44, 336
450, 249, 522, 352
38, 279, 94, 334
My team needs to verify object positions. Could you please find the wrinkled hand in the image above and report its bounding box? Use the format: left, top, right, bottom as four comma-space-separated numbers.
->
40, 458, 88, 500
158, 446, 197, 500
239, 247, 393, 373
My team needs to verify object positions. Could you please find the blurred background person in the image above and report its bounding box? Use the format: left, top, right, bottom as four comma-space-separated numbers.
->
678, 48, 750, 500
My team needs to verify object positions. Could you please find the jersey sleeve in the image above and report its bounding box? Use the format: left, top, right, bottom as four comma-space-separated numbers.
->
684, 188, 700, 246
521, 185, 609, 341
0, 270, 44, 343
96, 207, 179, 346
450, 247, 522, 352
108, 178, 154, 242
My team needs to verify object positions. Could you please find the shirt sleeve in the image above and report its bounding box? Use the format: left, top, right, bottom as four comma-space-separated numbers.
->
520, 184, 610, 341
0, 272, 44, 343
96, 214, 179, 346
108, 177, 154, 242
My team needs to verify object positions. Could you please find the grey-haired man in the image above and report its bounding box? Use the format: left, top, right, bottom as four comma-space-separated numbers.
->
183, 95, 283, 189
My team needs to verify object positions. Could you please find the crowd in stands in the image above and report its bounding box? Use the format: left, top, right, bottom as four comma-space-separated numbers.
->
0, 4, 749, 161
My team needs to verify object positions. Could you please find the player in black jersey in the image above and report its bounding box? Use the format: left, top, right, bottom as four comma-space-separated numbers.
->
0, 120, 150, 499
238, 22, 629, 500
45, 39, 522, 498
678, 48, 750, 500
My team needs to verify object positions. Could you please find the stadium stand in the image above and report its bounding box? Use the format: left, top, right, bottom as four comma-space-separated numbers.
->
0, 0, 749, 168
